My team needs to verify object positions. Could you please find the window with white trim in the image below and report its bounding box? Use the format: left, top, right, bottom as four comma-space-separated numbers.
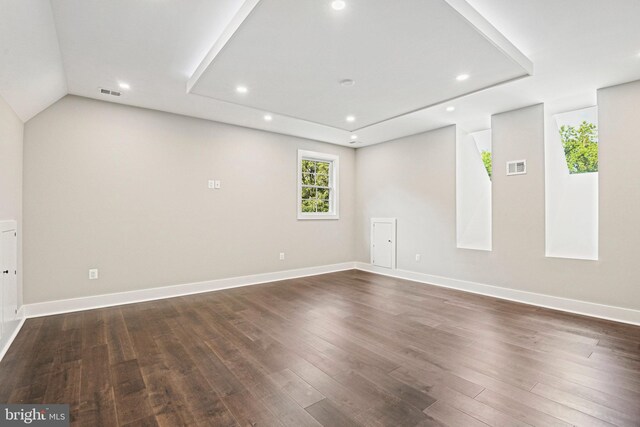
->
297, 150, 339, 219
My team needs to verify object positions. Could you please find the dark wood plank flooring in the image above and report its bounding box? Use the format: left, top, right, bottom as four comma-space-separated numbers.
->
1, 270, 639, 426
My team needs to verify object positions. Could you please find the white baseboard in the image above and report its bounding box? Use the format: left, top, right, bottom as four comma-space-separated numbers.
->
0, 316, 26, 363
354, 263, 640, 326
23, 262, 356, 319
7, 261, 638, 363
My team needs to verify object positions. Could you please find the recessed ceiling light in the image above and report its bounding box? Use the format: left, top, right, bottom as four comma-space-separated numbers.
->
350, 134, 358, 140
456, 74, 470, 81
340, 79, 355, 87
331, 1, 346, 10
236, 86, 248, 94
118, 82, 130, 90
346, 115, 356, 122
264, 114, 273, 121
446, 106, 456, 112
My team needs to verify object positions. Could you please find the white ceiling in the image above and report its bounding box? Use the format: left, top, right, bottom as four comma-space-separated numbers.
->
0, 0, 66, 121
189, 0, 530, 131
0, 0, 639, 146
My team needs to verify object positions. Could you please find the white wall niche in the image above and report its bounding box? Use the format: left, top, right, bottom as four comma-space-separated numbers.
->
456, 127, 492, 251
545, 105, 598, 260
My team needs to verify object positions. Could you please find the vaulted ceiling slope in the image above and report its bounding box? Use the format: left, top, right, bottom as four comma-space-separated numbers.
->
0, 0, 639, 146
0, 0, 67, 121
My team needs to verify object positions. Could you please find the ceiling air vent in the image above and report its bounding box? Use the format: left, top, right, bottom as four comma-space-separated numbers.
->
506, 159, 526, 176
99, 88, 121, 97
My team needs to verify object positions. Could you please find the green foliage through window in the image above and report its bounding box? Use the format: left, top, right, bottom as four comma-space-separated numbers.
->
480, 150, 492, 179
301, 159, 331, 213
559, 121, 598, 174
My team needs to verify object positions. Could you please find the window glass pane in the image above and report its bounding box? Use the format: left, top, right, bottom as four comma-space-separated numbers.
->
559, 121, 598, 174
301, 187, 316, 199
316, 161, 330, 175
317, 188, 329, 200
316, 200, 329, 213
301, 199, 315, 212
316, 173, 329, 187
302, 173, 314, 185
301, 160, 316, 174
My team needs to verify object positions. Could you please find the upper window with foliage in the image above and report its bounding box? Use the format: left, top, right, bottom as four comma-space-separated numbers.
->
555, 107, 598, 174
481, 150, 492, 179
559, 121, 598, 173
471, 129, 492, 180
297, 150, 339, 219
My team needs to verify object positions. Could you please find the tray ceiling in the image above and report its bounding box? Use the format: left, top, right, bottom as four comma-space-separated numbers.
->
188, 0, 532, 132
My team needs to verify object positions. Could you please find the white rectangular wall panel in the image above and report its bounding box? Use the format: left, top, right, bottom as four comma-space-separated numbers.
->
371, 218, 396, 269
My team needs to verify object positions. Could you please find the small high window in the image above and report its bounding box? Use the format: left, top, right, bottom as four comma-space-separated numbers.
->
297, 150, 339, 219
556, 109, 598, 174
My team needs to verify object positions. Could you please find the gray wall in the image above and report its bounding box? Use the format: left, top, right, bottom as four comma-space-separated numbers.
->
23, 96, 355, 304
22, 80, 640, 311
598, 80, 640, 296
355, 80, 640, 311
0, 94, 23, 306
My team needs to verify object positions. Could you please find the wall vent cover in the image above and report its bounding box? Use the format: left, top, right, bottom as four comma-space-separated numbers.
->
506, 160, 526, 176
99, 88, 121, 97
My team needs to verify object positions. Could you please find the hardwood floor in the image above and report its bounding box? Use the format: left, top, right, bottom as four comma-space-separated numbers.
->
1, 270, 639, 426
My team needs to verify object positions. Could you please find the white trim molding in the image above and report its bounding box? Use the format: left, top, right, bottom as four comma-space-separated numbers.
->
23, 262, 355, 319
24, 262, 640, 325
355, 262, 640, 326
0, 220, 17, 233
4, 261, 637, 363
0, 316, 25, 363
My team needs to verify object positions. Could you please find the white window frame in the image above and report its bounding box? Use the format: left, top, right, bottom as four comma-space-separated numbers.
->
297, 150, 339, 220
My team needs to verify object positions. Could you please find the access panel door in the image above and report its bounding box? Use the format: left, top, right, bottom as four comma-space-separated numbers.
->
1, 229, 18, 330
371, 218, 396, 269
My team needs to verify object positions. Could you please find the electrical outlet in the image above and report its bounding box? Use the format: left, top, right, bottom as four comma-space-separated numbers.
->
214, 180, 221, 189
208, 180, 215, 189
415, 254, 421, 262
279, 252, 285, 260
89, 268, 99, 280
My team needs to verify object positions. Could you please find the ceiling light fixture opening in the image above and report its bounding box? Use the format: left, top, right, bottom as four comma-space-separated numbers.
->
236, 85, 248, 94
446, 106, 456, 112
331, 1, 346, 11
350, 134, 358, 140
118, 82, 130, 90
264, 114, 273, 121
346, 115, 356, 122
456, 74, 470, 81
340, 79, 355, 87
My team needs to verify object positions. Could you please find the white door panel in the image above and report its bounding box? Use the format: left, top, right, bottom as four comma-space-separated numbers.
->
1, 228, 18, 335
371, 218, 396, 269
